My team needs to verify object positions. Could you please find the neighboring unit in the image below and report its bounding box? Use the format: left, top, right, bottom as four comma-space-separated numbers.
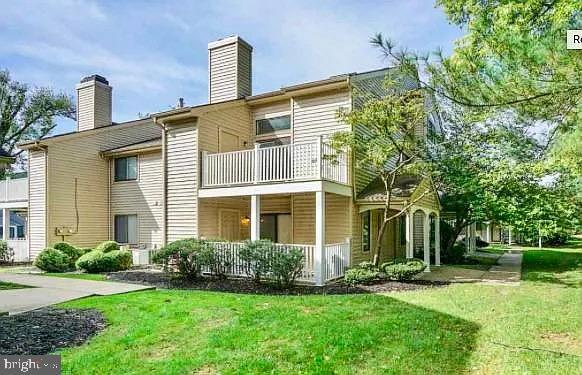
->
15, 35, 442, 284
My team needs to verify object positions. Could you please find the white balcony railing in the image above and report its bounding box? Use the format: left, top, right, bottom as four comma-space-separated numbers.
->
0, 178, 28, 203
201, 139, 348, 187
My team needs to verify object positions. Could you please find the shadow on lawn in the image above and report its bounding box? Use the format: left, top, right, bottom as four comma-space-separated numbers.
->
60, 290, 480, 374
522, 249, 582, 288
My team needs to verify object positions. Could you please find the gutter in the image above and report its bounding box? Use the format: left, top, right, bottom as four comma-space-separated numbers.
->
152, 116, 168, 246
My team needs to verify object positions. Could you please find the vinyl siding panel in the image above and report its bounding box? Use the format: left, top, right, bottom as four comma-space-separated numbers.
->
198, 105, 252, 153
198, 197, 250, 240
28, 150, 46, 257
76, 86, 95, 132
110, 151, 163, 249
292, 193, 351, 245
209, 43, 238, 103
45, 120, 161, 249
292, 90, 350, 144
166, 124, 198, 242
411, 178, 440, 213
94, 85, 112, 128
237, 42, 252, 97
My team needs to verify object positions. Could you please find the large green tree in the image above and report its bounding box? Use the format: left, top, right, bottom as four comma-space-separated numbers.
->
0, 70, 74, 176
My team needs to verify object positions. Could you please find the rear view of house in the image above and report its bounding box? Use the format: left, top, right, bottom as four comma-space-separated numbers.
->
14, 35, 441, 284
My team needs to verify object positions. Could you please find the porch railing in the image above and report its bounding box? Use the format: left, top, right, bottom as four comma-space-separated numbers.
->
6, 239, 28, 262
202, 241, 349, 284
0, 178, 28, 203
201, 139, 348, 187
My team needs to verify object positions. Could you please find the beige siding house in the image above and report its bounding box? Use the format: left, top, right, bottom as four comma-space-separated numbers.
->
17, 35, 441, 285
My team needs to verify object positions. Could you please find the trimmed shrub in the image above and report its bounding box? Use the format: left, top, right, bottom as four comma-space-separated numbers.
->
476, 237, 489, 248
239, 240, 276, 283
34, 248, 71, 272
95, 241, 120, 253
380, 258, 426, 281
344, 267, 379, 285
76, 249, 132, 273
0, 240, 10, 263
78, 248, 94, 256
441, 242, 466, 264
269, 247, 304, 288
152, 238, 211, 280
52, 242, 82, 267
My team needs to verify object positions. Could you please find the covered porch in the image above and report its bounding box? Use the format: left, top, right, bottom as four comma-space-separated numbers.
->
355, 175, 442, 271
198, 190, 352, 285
0, 177, 29, 262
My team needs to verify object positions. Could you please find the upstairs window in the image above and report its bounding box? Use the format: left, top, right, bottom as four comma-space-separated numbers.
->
256, 115, 291, 136
114, 156, 137, 181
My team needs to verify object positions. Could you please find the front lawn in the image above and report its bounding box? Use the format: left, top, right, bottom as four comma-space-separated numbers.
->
57, 243, 582, 374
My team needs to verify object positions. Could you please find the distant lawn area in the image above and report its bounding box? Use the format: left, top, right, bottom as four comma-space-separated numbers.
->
42, 273, 107, 282
0, 281, 32, 290
57, 242, 582, 374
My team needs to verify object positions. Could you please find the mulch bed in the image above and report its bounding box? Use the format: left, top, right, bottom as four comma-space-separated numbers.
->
107, 270, 449, 295
0, 308, 106, 355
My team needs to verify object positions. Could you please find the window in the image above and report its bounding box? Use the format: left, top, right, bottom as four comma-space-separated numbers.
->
362, 211, 371, 252
114, 156, 137, 181
256, 115, 291, 135
114, 214, 137, 245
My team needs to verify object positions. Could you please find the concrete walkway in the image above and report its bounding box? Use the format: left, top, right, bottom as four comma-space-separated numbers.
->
419, 251, 523, 286
0, 273, 154, 315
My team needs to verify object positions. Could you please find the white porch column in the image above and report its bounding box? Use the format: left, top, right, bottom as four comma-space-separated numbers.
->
435, 214, 441, 266
471, 223, 477, 252
2, 208, 9, 241
250, 195, 261, 241
314, 191, 326, 286
405, 210, 412, 259
485, 222, 491, 242
423, 212, 430, 272
407, 209, 415, 259
508, 227, 513, 245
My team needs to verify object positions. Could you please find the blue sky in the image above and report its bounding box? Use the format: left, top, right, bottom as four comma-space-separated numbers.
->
0, 0, 463, 135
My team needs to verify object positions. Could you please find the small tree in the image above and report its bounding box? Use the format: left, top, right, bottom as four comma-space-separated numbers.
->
0, 69, 74, 177
331, 74, 429, 266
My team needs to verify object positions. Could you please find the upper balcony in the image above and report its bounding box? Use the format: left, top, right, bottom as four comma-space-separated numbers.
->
0, 178, 28, 206
201, 139, 349, 190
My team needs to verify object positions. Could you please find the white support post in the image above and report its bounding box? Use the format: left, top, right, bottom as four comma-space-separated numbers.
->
405, 210, 412, 259
201, 151, 208, 187
471, 223, 477, 252
435, 214, 441, 266
508, 227, 513, 245
485, 222, 491, 242
2, 208, 9, 241
423, 212, 430, 272
254, 144, 261, 183
250, 195, 260, 241
314, 191, 325, 286
316, 136, 323, 179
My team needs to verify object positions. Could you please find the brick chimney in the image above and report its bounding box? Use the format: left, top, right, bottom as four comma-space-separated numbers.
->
76, 74, 112, 131
208, 35, 252, 103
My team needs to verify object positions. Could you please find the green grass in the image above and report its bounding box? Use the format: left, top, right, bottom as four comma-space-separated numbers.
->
57, 243, 582, 374
42, 272, 107, 281
0, 281, 32, 290
521, 245, 582, 288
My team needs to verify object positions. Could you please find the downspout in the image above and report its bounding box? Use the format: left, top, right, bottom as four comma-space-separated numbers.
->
152, 116, 168, 246
98, 151, 111, 241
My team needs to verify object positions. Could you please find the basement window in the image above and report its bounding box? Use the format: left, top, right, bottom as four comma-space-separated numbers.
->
256, 115, 291, 135
114, 156, 137, 181
114, 214, 137, 245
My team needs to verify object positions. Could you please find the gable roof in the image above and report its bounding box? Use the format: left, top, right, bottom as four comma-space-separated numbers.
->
357, 175, 422, 203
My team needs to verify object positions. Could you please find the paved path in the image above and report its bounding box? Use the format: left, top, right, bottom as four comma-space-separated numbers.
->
419, 251, 523, 286
0, 273, 154, 315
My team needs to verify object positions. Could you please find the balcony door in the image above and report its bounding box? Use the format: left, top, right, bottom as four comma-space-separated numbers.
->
260, 213, 291, 243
